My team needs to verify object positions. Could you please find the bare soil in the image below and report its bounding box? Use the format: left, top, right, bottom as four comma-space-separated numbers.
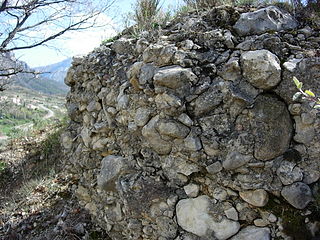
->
0, 125, 109, 240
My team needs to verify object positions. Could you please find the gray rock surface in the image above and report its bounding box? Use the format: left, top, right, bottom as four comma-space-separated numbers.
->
239, 189, 269, 207
223, 151, 251, 170
234, 6, 297, 36
281, 182, 313, 209
97, 155, 128, 191
250, 95, 292, 161
276, 160, 303, 185
241, 50, 281, 90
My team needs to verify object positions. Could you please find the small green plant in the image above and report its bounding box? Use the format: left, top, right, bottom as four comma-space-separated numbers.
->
0, 161, 6, 172
102, 36, 116, 44
293, 76, 320, 109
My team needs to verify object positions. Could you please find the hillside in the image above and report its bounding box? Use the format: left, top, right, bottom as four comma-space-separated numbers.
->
0, 53, 68, 95
0, 85, 66, 146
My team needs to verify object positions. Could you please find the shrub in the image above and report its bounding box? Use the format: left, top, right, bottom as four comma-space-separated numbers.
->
182, 0, 230, 8
132, 0, 171, 33
134, 0, 161, 26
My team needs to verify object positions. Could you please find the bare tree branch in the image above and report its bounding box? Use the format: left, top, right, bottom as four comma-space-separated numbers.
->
0, 0, 116, 89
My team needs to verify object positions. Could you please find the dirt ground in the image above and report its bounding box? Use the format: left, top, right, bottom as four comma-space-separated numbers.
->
0, 125, 110, 240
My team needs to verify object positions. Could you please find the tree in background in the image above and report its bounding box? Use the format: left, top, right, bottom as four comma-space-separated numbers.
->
0, 0, 116, 91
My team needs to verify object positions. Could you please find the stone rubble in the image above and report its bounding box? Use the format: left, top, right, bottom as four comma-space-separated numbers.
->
63, 5, 320, 240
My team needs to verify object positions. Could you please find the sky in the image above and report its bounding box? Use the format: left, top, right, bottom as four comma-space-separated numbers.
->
16, 0, 183, 68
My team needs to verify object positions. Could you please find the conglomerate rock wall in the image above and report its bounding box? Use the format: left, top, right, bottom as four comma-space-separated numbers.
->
62, 6, 320, 240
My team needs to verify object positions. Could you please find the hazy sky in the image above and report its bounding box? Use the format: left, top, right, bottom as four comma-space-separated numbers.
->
16, 0, 182, 68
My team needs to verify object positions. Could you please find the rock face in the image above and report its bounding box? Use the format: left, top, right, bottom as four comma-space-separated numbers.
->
63, 5, 320, 240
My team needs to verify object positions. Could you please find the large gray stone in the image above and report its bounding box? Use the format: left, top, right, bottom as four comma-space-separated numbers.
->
276, 160, 303, 185
234, 6, 297, 36
157, 120, 190, 139
97, 155, 128, 191
240, 50, 281, 90
153, 65, 197, 89
142, 115, 172, 155
230, 226, 270, 240
112, 38, 134, 54
281, 182, 313, 209
143, 44, 163, 63
223, 151, 251, 170
192, 88, 223, 116
176, 196, 240, 239
250, 95, 292, 161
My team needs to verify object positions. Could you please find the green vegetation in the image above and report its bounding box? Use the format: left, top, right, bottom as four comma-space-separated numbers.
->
41, 125, 64, 160
102, 36, 117, 44
0, 86, 67, 144
293, 76, 320, 109
0, 161, 6, 173
123, 0, 172, 36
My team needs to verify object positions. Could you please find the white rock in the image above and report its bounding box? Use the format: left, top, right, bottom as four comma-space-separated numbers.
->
176, 196, 240, 239
268, 213, 277, 223
224, 207, 239, 221
154, 65, 197, 89
241, 50, 281, 90
184, 183, 200, 198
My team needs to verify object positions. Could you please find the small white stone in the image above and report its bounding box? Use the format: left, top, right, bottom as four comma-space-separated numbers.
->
213, 187, 228, 201
253, 218, 269, 227
224, 207, 239, 221
184, 183, 200, 198
268, 213, 277, 223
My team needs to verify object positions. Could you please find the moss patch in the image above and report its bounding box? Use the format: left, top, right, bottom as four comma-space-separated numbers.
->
263, 197, 312, 240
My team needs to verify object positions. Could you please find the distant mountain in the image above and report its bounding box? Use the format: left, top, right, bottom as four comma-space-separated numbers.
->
0, 53, 68, 95
15, 74, 68, 95
35, 58, 72, 84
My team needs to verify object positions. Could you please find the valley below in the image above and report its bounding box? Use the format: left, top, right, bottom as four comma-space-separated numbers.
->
0, 85, 66, 146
